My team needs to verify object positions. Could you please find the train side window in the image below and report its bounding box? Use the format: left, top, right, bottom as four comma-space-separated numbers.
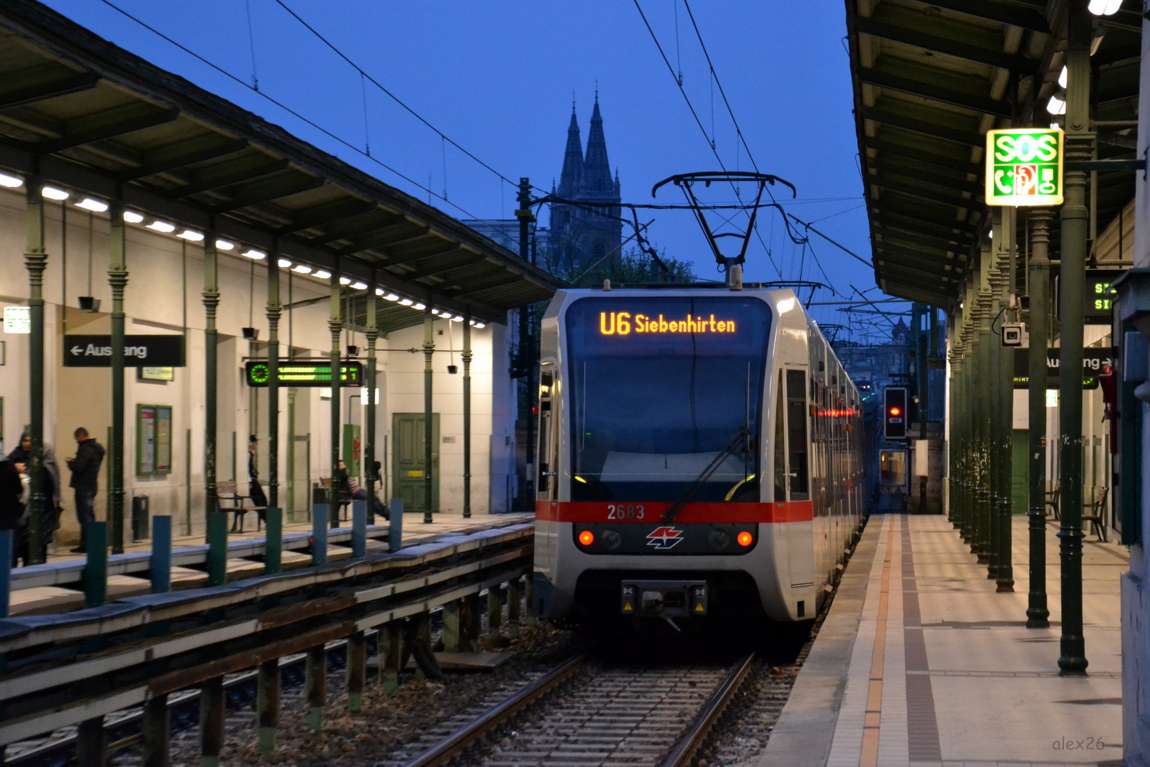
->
786, 369, 810, 500
774, 372, 786, 502
537, 370, 554, 496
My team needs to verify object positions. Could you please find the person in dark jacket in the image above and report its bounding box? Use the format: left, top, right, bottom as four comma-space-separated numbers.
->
65, 427, 105, 553
0, 445, 26, 566
9, 430, 62, 554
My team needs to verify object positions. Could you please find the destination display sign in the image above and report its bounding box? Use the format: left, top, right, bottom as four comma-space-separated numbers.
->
598, 311, 738, 335
64, 334, 185, 367
985, 128, 1064, 207
245, 359, 365, 388
1084, 269, 1120, 324
1012, 348, 1112, 390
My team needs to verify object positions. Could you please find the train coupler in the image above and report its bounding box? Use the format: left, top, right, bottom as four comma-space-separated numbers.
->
621, 579, 707, 618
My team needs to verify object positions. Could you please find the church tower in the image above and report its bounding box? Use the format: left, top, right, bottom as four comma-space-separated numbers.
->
550, 94, 623, 271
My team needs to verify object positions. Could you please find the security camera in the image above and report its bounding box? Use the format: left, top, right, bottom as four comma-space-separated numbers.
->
1002, 324, 1023, 347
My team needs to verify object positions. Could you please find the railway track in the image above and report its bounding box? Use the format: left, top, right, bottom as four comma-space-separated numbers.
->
397, 652, 755, 767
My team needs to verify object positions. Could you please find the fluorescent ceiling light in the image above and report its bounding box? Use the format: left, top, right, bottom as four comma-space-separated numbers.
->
42, 186, 69, 201
385, 293, 399, 302
1088, 0, 1122, 14
123, 211, 144, 223
413, 302, 426, 310
146, 220, 176, 233
177, 229, 204, 242
75, 198, 108, 213
451, 315, 464, 322
399, 298, 414, 306
314, 269, 331, 279
244, 249, 268, 260
215, 239, 235, 251
339, 277, 352, 286
474, 322, 485, 329
1047, 94, 1066, 115
0, 172, 23, 188
375, 288, 385, 296
351, 281, 368, 291
276, 257, 291, 267
431, 308, 441, 315
1058, 66, 1068, 89
292, 264, 313, 274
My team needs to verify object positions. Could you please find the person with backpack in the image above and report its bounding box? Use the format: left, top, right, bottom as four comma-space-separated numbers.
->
65, 427, 105, 553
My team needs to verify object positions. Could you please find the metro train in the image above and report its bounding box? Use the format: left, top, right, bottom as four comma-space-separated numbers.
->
531, 285, 865, 630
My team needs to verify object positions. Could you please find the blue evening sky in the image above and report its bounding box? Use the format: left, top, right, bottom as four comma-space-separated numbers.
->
43, 0, 904, 338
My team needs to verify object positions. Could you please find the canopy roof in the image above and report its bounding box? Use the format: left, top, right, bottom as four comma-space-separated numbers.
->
0, 0, 562, 331
845, 0, 1141, 307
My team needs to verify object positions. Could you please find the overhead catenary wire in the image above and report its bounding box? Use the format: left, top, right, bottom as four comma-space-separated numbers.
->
96, 0, 517, 248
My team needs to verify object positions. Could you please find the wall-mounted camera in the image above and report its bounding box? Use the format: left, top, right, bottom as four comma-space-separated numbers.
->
1002, 324, 1023, 347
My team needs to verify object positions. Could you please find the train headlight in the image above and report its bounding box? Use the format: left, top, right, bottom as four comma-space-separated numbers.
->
708, 529, 730, 551
737, 531, 754, 547
578, 530, 595, 546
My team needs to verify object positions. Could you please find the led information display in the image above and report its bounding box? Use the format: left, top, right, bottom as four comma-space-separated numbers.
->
245, 359, 365, 388
599, 311, 738, 335
985, 128, 1064, 207
1084, 269, 1120, 324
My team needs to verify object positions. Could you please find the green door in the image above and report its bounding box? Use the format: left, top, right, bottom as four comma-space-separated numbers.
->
392, 413, 439, 513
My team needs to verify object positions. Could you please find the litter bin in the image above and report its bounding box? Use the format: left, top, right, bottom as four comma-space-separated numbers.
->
131, 495, 150, 541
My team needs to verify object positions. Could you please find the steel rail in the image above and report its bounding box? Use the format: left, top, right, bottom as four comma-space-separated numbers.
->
658, 652, 757, 767
401, 653, 587, 767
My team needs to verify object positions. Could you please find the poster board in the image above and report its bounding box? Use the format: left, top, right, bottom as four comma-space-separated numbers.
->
136, 404, 173, 476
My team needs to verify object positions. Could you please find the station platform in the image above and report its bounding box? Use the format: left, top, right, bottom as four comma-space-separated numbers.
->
9, 512, 533, 617
763, 513, 1126, 767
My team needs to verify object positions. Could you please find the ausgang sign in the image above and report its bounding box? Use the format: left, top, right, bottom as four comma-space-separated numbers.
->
985, 128, 1064, 206
64, 334, 185, 367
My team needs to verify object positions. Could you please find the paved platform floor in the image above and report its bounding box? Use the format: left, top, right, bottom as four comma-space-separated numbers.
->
10, 512, 533, 616
762, 513, 1127, 767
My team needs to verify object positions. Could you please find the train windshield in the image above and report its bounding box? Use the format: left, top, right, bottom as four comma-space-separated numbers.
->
565, 296, 771, 502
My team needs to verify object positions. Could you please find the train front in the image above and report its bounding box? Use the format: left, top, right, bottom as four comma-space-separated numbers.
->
533, 289, 802, 629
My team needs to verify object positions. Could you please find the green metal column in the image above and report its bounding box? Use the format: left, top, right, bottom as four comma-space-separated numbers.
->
203, 237, 219, 539
108, 200, 128, 555
976, 260, 993, 567
267, 253, 280, 510
463, 317, 472, 519
365, 291, 378, 524
329, 274, 342, 528
1026, 208, 1052, 627
1057, 0, 1091, 675
422, 307, 434, 523
994, 212, 1014, 592
287, 388, 297, 523
24, 180, 46, 563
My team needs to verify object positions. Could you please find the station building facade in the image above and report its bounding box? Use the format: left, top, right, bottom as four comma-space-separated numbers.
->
0, 185, 521, 546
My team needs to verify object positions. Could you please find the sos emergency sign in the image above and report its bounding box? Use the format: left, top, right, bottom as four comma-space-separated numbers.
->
985, 128, 1064, 207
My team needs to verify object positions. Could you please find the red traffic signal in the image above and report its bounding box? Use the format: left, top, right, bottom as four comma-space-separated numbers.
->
884, 387, 908, 440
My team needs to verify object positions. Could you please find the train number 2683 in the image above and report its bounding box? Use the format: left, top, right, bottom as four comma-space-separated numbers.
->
606, 504, 645, 520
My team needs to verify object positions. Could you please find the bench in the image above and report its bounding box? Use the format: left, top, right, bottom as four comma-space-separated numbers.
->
1045, 481, 1060, 521
318, 477, 352, 522
213, 482, 268, 533
1082, 486, 1109, 543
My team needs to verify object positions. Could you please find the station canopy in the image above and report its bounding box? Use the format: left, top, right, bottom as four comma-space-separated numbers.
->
845, 0, 1141, 308
0, 0, 562, 331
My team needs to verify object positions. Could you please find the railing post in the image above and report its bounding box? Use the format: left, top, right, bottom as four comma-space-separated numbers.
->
84, 522, 107, 608
311, 505, 328, 566
507, 577, 521, 633
264, 508, 282, 574
352, 500, 366, 558
0, 529, 11, 617
151, 515, 171, 594
389, 497, 403, 553
381, 622, 401, 696
443, 599, 461, 652
487, 584, 503, 636
257, 659, 280, 754
76, 716, 107, 767
206, 512, 227, 587
462, 592, 481, 653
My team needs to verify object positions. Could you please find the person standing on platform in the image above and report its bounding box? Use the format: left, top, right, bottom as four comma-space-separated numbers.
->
0, 445, 25, 566
65, 427, 104, 554
9, 429, 63, 555
248, 436, 268, 522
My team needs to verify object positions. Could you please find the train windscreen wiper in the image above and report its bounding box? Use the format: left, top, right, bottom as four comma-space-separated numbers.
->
660, 427, 752, 523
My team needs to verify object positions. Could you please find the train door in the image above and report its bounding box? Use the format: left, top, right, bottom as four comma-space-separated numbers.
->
783, 368, 816, 590
536, 365, 558, 503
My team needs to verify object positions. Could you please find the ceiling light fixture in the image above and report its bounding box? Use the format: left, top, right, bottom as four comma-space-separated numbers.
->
123, 211, 145, 223
292, 264, 313, 274
399, 298, 414, 306
1088, 0, 1123, 15
339, 277, 352, 286
276, 257, 291, 267
146, 220, 176, 233
352, 281, 368, 291
0, 172, 23, 188
75, 198, 108, 213
385, 293, 399, 302
1047, 94, 1067, 115
314, 269, 331, 279
215, 239, 235, 251
42, 186, 70, 201
177, 229, 204, 242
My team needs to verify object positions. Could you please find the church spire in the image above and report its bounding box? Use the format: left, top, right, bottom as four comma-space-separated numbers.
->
583, 93, 613, 194
557, 104, 584, 199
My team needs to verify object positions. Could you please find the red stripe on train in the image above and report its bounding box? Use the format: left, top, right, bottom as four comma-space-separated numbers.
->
534, 500, 813, 524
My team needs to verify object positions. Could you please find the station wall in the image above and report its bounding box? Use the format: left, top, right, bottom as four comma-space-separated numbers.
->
0, 188, 514, 546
